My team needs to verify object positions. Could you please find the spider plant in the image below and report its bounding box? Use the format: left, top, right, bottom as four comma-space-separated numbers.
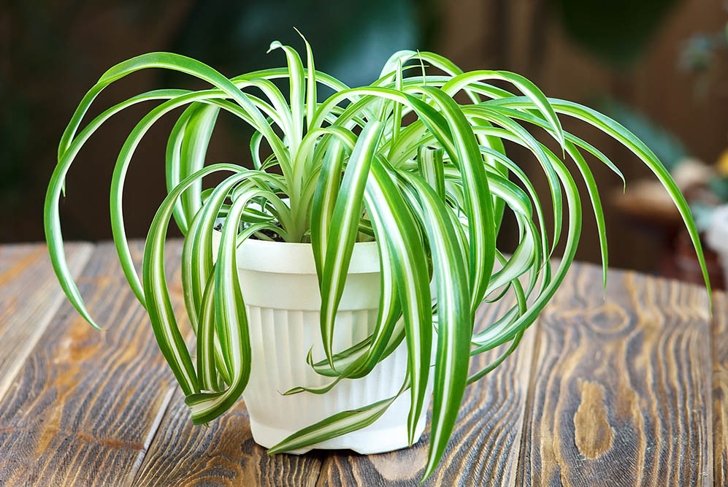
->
45, 36, 709, 479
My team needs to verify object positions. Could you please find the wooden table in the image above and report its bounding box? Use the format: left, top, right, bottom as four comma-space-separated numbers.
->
0, 241, 725, 486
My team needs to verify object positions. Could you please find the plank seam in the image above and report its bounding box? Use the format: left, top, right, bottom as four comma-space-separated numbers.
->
0, 243, 94, 403
514, 318, 543, 486
128, 387, 177, 486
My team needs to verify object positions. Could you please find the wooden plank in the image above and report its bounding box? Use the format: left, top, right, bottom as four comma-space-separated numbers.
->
713, 292, 728, 486
0, 242, 93, 401
518, 264, 712, 486
132, 393, 324, 486
0, 241, 185, 486
315, 294, 538, 486
135, 275, 535, 486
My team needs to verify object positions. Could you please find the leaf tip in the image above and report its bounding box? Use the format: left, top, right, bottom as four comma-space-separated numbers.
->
420, 460, 438, 483
78, 308, 102, 331
405, 414, 419, 446
267, 41, 283, 54
293, 27, 309, 46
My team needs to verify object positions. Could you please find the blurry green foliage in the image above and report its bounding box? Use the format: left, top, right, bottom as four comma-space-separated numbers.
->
0, 0, 424, 213
169, 0, 420, 87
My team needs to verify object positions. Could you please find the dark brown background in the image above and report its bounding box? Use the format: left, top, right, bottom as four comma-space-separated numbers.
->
1, 0, 726, 274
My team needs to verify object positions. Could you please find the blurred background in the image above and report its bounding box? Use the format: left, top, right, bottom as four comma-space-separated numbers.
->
1, 0, 728, 286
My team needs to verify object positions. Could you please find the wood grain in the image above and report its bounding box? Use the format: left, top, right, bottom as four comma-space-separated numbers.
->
0, 242, 93, 402
135, 281, 536, 486
0, 243, 721, 486
518, 264, 713, 486
0, 242, 185, 487
133, 393, 324, 487
713, 292, 728, 487
315, 297, 538, 487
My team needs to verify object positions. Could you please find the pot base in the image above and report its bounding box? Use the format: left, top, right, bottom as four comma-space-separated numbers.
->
250, 415, 427, 455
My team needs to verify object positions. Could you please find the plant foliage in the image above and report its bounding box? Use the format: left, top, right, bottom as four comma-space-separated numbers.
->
45, 36, 710, 479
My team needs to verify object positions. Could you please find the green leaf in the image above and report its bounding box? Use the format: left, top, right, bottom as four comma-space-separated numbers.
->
443, 70, 566, 150
400, 173, 471, 480
317, 122, 383, 367
187, 184, 270, 424
46, 89, 188, 328
169, 103, 220, 234
494, 96, 710, 296
417, 146, 446, 198
365, 158, 432, 445
268, 41, 305, 152
411, 87, 496, 312
268, 377, 409, 454
143, 164, 245, 396
311, 137, 347, 271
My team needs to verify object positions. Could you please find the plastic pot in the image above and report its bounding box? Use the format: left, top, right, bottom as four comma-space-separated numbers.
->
217, 236, 430, 454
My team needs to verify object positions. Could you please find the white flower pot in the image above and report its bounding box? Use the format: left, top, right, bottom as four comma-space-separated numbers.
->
229, 237, 430, 454
707, 205, 728, 285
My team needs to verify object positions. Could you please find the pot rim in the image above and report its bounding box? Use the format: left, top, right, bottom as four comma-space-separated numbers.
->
212, 233, 381, 275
